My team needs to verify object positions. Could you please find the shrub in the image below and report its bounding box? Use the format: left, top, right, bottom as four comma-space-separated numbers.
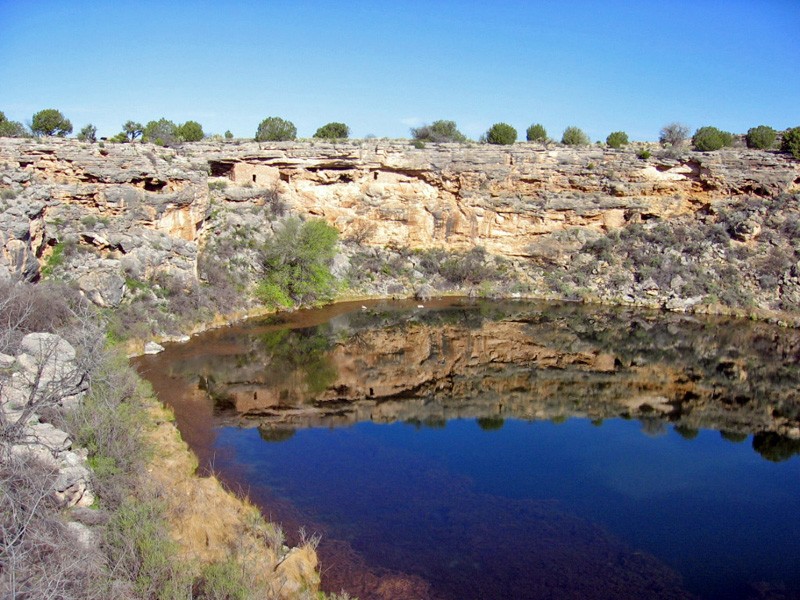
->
77, 124, 97, 142
176, 120, 204, 142
257, 217, 339, 307
659, 122, 690, 147
142, 118, 178, 146
313, 122, 350, 139
224, 130, 233, 139
561, 126, 589, 146
692, 126, 734, 151
486, 122, 517, 145
746, 125, 777, 150
781, 127, 800, 159
255, 117, 297, 142
526, 123, 547, 142
636, 149, 651, 160
30, 108, 72, 137
411, 120, 467, 143
0, 111, 27, 137
606, 131, 629, 148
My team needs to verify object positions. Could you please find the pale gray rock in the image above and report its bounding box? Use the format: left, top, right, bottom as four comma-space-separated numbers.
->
415, 284, 435, 301
24, 422, 71, 453
54, 465, 94, 507
330, 253, 350, 279
665, 295, 704, 312
144, 341, 165, 355
78, 270, 125, 307
2, 237, 39, 281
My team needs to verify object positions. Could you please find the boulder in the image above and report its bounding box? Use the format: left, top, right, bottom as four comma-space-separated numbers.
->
415, 284, 435, 301
16, 333, 82, 396
78, 270, 125, 307
144, 341, 165, 355
2, 237, 39, 281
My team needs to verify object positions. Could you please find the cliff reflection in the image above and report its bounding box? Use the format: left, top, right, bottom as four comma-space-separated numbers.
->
170, 301, 800, 462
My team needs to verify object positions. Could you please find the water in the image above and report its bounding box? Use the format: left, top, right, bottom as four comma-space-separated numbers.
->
136, 300, 800, 600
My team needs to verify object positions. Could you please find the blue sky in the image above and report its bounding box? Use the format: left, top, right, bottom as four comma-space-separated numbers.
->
1, 0, 798, 142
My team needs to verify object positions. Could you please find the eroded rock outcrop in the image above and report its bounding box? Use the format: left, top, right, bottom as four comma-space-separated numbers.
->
1, 332, 94, 508
2, 137, 798, 289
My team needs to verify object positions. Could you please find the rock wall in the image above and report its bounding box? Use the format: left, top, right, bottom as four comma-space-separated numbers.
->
1, 137, 799, 313
199, 139, 799, 257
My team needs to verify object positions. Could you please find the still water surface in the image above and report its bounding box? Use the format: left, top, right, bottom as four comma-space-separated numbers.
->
136, 300, 800, 600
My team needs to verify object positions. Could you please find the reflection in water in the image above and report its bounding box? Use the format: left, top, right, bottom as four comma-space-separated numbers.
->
136, 300, 800, 600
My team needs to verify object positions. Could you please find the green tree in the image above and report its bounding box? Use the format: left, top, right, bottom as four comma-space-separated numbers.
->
781, 126, 800, 159
313, 122, 350, 139
255, 117, 297, 142
123, 121, 143, 142
77, 124, 97, 143
606, 131, 629, 148
659, 122, 690, 147
30, 109, 72, 137
142, 119, 178, 146
224, 130, 233, 139
256, 217, 339, 307
692, 126, 734, 151
526, 123, 547, 142
176, 120, 204, 142
0, 111, 27, 137
561, 126, 589, 146
486, 122, 517, 145
411, 120, 467, 143
745, 125, 776, 150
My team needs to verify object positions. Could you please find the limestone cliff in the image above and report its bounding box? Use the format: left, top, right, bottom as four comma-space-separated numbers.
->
1, 137, 799, 323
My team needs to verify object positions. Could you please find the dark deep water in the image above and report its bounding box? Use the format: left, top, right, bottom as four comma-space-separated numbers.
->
135, 300, 800, 600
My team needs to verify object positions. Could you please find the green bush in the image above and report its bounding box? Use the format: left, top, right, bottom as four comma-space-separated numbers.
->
255, 117, 297, 142
692, 126, 734, 151
746, 125, 777, 150
636, 149, 651, 160
313, 122, 350, 139
781, 127, 800, 159
224, 130, 233, 139
526, 123, 547, 142
486, 122, 517, 145
257, 217, 339, 307
606, 131, 629, 148
197, 559, 252, 600
142, 118, 178, 146
0, 111, 27, 137
30, 108, 72, 137
77, 124, 97, 142
176, 120, 204, 142
659, 122, 690, 147
411, 120, 467, 143
561, 126, 589, 146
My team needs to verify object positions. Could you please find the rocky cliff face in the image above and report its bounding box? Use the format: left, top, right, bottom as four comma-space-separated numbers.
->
1, 137, 799, 323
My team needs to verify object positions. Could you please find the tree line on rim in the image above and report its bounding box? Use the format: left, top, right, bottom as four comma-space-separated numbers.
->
1, 109, 799, 158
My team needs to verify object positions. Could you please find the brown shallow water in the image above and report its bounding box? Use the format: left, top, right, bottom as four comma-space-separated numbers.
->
135, 299, 800, 600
